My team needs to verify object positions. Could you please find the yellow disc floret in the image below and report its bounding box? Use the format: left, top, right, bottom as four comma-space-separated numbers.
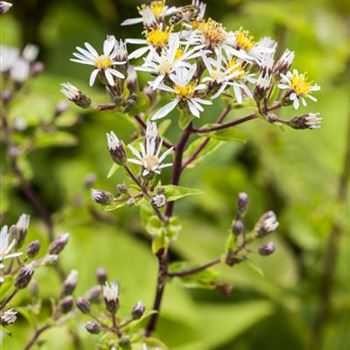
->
226, 58, 246, 79
95, 55, 112, 69
175, 48, 184, 60
234, 27, 254, 51
174, 83, 196, 99
150, 0, 166, 17
290, 72, 312, 96
197, 18, 227, 47
143, 155, 160, 171
145, 27, 171, 48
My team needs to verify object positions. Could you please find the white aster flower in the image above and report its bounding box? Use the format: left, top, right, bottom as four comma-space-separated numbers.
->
136, 34, 202, 89
0, 309, 17, 326
151, 65, 211, 119
0, 225, 22, 262
278, 69, 320, 110
127, 25, 173, 60
0, 46, 19, 72
128, 122, 173, 176
22, 44, 39, 62
121, 0, 177, 27
103, 281, 119, 303
71, 35, 125, 86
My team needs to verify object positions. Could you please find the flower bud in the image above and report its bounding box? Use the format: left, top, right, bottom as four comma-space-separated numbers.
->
91, 189, 113, 205
26, 240, 41, 258
30, 61, 44, 76
231, 219, 245, 236
59, 296, 74, 313
61, 270, 79, 296
15, 213, 30, 248
258, 241, 276, 256
255, 211, 279, 237
86, 285, 102, 304
0, 1, 12, 14
131, 301, 145, 320
76, 297, 91, 314
0, 309, 17, 326
60, 82, 91, 108
103, 281, 119, 314
288, 113, 322, 130
15, 262, 35, 289
49, 233, 69, 254
152, 194, 166, 208
96, 267, 108, 285
117, 183, 128, 193
273, 49, 294, 76
85, 321, 100, 334
106, 131, 127, 165
84, 173, 96, 188
41, 254, 59, 266
54, 101, 69, 118
236, 192, 249, 215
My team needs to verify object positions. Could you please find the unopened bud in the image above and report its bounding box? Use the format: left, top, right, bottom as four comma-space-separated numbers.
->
15, 262, 35, 289
41, 254, 59, 266
61, 270, 79, 296
26, 240, 41, 258
96, 267, 108, 285
273, 49, 294, 76
255, 211, 279, 237
236, 192, 249, 215
76, 297, 91, 314
54, 100, 69, 118
84, 173, 96, 188
288, 113, 322, 130
91, 189, 113, 205
258, 241, 276, 256
103, 281, 119, 314
85, 321, 100, 334
59, 296, 74, 313
131, 301, 145, 320
117, 183, 128, 193
60, 82, 91, 108
231, 219, 245, 236
86, 285, 102, 304
49, 233, 69, 254
0, 309, 17, 326
15, 213, 30, 248
0, 1, 12, 14
106, 131, 126, 165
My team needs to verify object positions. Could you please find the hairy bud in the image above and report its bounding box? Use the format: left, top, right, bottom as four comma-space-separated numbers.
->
103, 281, 119, 314
49, 233, 69, 254
15, 262, 35, 289
106, 131, 127, 165
258, 241, 276, 256
255, 211, 279, 237
85, 321, 100, 334
236, 192, 249, 215
15, 213, 30, 248
86, 285, 102, 304
91, 189, 113, 205
26, 240, 41, 258
96, 267, 108, 285
62, 270, 79, 296
131, 301, 145, 320
288, 113, 321, 130
231, 219, 245, 236
59, 296, 74, 313
60, 82, 91, 108
76, 297, 91, 314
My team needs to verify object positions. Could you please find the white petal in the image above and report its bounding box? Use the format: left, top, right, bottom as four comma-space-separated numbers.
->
126, 38, 148, 45
128, 46, 150, 60
128, 145, 142, 160
187, 100, 200, 118
152, 100, 179, 120
89, 69, 99, 86
109, 68, 124, 79
84, 42, 99, 57
104, 70, 115, 86
121, 18, 144, 26
70, 58, 94, 66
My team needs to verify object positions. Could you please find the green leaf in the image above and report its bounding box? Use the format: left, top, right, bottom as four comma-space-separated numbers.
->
146, 215, 164, 236
246, 259, 265, 277
200, 124, 247, 142
183, 137, 224, 169
169, 261, 219, 289
152, 234, 168, 255
33, 131, 78, 149
54, 112, 80, 127
162, 185, 203, 202
107, 162, 120, 178
126, 92, 150, 115
178, 111, 194, 129
166, 216, 182, 239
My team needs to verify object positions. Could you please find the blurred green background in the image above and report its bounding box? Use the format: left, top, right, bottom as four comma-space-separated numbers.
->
1, 0, 350, 349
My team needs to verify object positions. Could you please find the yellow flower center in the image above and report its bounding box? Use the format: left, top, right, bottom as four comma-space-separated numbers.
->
197, 19, 226, 47
175, 48, 184, 60
211, 70, 225, 81
235, 27, 254, 51
290, 73, 312, 96
226, 58, 246, 79
174, 83, 196, 99
158, 61, 173, 75
146, 27, 170, 48
150, 0, 166, 17
143, 155, 160, 171
95, 55, 112, 69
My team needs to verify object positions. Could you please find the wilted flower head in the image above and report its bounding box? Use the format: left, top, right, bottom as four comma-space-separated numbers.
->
128, 122, 173, 176
255, 211, 279, 237
71, 35, 125, 86
152, 194, 166, 208
289, 113, 322, 130
0, 309, 17, 326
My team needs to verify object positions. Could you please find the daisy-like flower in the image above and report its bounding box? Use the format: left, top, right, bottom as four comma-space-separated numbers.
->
136, 34, 202, 89
122, 0, 177, 28
71, 35, 125, 86
278, 69, 320, 109
127, 24, 173, 60
103, 281, 119, 313
0, 225, 22, 262
0, 309, 17, 326
151, 65, 211, 119
202, 50, 246, 99
0, 45, 19, 72
128, 122, 173, 177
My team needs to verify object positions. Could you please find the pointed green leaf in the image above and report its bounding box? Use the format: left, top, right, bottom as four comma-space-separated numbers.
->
162, 185, 203, 202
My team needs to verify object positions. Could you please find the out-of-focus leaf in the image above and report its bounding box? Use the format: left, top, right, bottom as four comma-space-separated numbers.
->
200, 124, 247, 142
107, 162, 120, 178
33, 131, 77, 149
162, 185, 203, 202
126, 92, 150, 115
179, 112, 194, 129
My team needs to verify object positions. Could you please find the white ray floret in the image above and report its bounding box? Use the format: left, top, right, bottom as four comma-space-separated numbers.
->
0, 225, 22, 262
71, 35, 125, 86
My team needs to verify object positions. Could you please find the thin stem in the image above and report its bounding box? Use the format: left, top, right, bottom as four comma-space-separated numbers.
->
0, 288, 18, 310
24, 323, 51, 350
310, 86, 350, 350
167, 258, 221, 277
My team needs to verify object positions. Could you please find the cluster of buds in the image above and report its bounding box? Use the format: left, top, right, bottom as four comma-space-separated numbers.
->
0, 215, 72, 328
225, 193, 278, 266
75, 268, 147, 348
